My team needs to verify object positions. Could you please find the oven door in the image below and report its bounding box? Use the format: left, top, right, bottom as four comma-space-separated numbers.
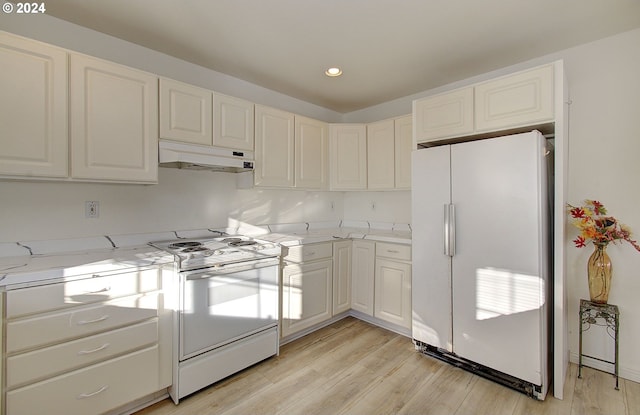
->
179, 259, 279, 360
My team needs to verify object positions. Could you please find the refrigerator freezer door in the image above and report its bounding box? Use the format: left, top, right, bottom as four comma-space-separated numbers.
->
450, 131, 547, 386
411, 145, 453, 351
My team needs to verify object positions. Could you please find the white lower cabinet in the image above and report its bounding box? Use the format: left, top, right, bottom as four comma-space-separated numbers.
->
332, 241, 352, 315
374, 243, 412, 329
281, 243, 333, 338
7, 346, 159, 415
350, 240, 376, 315
3, 266, 172, 415
351, 241, 412, 330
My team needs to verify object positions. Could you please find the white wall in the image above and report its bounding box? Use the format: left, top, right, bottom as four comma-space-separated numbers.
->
343, 191, 411, 225
560, 29, 640, 381
0, 169, 343, 242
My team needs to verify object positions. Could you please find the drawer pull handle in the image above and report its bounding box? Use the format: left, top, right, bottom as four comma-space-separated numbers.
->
306, 252, 316, 256
77, 343, 110, 355
84, 286, 111, 294
77, 315, 109, 325
77, 385, 109, 399
387, 250, 399, 254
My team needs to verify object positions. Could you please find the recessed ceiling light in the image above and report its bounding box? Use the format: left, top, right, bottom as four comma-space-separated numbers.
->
325, 67, 342, 77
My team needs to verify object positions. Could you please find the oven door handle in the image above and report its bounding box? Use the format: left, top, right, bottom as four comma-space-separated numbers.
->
184, 258, 279, 279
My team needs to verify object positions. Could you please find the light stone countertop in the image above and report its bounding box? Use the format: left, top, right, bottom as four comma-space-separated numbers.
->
0, 221, 411, 288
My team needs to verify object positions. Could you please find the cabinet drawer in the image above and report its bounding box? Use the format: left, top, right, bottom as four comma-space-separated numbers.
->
376, 243, 411, 261
7, 345, 159, 415
6, 267, 161, 318
6, 319, 158, 388
6, 294, 159, 353
283, 242, 333, 263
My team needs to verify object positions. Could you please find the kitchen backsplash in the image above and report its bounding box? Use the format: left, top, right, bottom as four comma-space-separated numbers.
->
0, 168, 410, 243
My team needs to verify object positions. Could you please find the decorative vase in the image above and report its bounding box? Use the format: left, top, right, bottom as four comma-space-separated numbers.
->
587, 242, 612, 304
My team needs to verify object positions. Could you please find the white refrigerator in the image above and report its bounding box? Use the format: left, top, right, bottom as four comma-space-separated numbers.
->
411, 130, 550, 399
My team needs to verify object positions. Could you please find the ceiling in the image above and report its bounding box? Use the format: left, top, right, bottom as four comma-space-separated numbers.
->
45, 0, 640, 113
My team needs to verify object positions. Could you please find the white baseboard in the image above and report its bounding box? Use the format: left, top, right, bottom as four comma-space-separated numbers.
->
569, 351, 640, 384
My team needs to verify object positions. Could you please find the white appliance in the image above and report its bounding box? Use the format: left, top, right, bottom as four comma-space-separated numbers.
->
411, 131, 550, 399
150, 235, 280, 403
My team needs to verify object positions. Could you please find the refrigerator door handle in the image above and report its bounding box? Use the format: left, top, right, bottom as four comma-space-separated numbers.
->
444, 204, 450, 256
449, 203, 456, 256
444, 204, 456, 256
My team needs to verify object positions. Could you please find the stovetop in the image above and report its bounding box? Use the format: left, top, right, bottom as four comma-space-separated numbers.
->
149, 235, 280, 271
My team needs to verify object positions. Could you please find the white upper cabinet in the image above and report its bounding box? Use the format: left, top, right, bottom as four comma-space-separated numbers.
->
474, 64, 554, 132
213, 92, 254, 151
394, 115, 412, 189
413, 63, 555, 145
0, 32, 68, 178
159, 78, 212, 146
414, 87, 474, 143
330, 124, 367, 190
70, 53, 158, 183
295, 115, 329, 190
254, 104, 295, 187
367, 119, 395, 190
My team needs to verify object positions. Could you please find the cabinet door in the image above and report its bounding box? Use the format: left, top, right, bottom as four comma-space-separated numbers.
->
0, 33, 68, 178
351, 240, 375, 316
413, 87, 474, 144
213, 92, 254, 151
475, 64, 554, 132
254, 105, 294, 187
329, 124, 367, 190
281, 259, 332, 337
374, 258, 411, 329
159, 78, 212, 145
367, 119, 395, 190
332, 241, 352, 315
70, 54, 158, 183
394, 115, 412, 189
295, 116, 328, 190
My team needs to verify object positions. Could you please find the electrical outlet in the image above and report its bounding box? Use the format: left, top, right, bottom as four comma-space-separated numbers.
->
85, 201, 99, 218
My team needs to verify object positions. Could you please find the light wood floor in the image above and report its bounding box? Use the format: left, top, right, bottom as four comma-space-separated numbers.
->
136, 317, 638, 415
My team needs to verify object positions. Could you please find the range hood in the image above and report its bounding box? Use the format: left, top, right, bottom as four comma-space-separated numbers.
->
159, 140, 254, 173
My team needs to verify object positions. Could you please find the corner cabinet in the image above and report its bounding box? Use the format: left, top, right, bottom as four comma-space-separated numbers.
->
414, 63, 554, 145
332, 241, 352, 315
295, 116, 329, 190
70, 54, 158, 183
0, 32, 68, 178
329, 124, 367, 190
351, 240, 376, 316
254, 105, 295, 187
367, 120, 395, 190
